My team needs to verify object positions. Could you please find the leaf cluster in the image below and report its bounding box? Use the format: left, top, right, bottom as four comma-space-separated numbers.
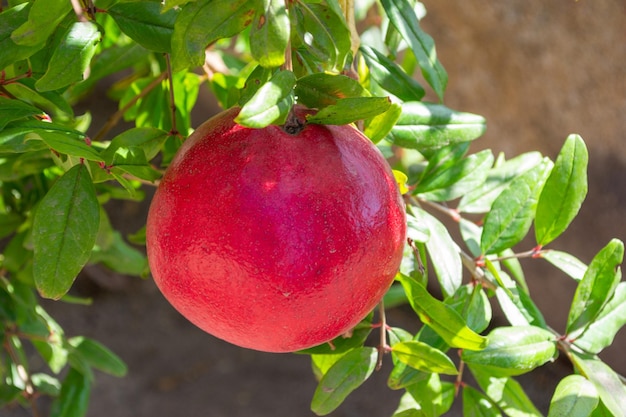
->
0, 0, 623, 416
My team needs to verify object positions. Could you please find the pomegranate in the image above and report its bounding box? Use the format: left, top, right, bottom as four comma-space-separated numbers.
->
146, 107, 406, 352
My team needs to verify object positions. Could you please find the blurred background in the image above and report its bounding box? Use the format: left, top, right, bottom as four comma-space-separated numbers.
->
9, 0, 625, 416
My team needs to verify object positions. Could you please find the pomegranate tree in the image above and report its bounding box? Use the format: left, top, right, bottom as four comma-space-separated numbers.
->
146, 107, 406, 352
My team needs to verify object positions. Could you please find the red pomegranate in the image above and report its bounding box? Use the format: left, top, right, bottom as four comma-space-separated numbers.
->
146, 107, 406, 352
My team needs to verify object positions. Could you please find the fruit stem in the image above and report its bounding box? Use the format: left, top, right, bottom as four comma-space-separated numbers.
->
282, 105, 307, 135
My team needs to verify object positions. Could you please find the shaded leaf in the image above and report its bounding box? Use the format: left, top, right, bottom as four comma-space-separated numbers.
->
0, 96, 42, 130
535, 134, 588, 246
389, 102, 486, 151
463, 385, 503, 417
11, 0, 72, 47
295, 73, 367, 108
461, 326, 557, 377
547, 375, 598, 417
108, 1, 178, 53
49, 368, 91, 417
69, 336, 127, 377
566, 239, 624, 338
32, 164, 100, 299
33, 130, 104, 162
0, 3, 46, 69
311, 347, 377, 415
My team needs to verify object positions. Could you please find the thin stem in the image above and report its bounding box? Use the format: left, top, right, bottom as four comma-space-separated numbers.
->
93, 71, 168, 142
376, 300, 388, 371
283, 0, 293, 72
164, 54, 178, 136
70, 0, 88, 22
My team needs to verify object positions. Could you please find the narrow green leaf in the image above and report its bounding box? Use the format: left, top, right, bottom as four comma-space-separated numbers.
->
570, 354, 626, 417
458, 151, 543, 213
389, 102, 486, 151
33, 130, 104, 162
397, 273, 487, 350
35, 22, 101, 92
69, 336, 127, 377
535, 134, 588, 246
310, 347, 377, 416
250, 0, 289, 67
49, 368, 91, 417
171, 0, 255, 72
470, 365, 543, 417
540, 250, 587, 281
32, 164, 100, 299
463, 385, 503, 417
461, 326, 557, 377
295, 73, 367, 108
306, 97, 391, 125
392, 341, 457, 375
0, 96, 42, 130
480, 160, 551, 255
235, 70, 296, 128
566, 239, 624, 337
360, 45, 425, 101
574, 282, 626, 354
2, 78, 73, 117
0, 3, 45, 70
493, 268, 546, 328
364, 102, 402, 143
412, 207, 462, 298
102, 127, 169, 163
11, 0, 72, 47
380, 0, 447, 100
416, 149, 494, 201
547, 375, 598, 417
108, 1, 178, 53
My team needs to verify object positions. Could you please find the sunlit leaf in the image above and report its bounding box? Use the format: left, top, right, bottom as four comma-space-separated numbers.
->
463, 385, 502, 417
307, 97, 391, 125
540, 250, 587, 281
235, 70, 296, 127
570, 353, 626, 417
364, 102, 402, 143
535, 134, 588, 246
392, 341, 457, 374
250, 0, 289, 67
547, 375, 598, 417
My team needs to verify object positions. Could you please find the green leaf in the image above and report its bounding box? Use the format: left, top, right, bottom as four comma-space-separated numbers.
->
392, 341, 457, 375
360, 45, 425, 101
493, 268, 546, 328
535, 134, 588, 246
470, 366, 543, 417
0, 3, 45, 70
570, 354, 626, 417
415, 149, 494, 201
235, 70, 296, 128
412, 207, 462, 298
33, 130, 104, 162
547, 375, 599, 417
290, 0, 351, 73
32, 164, 100, 299
566, 239, 624, 337
380, 0, 447, 100
11, 0, 72, 47
49, 368, 91, 417
0, 96, 42, 130
239, 65, 273, 106
102, 127, 169, 163
306, 97, 391, 125
109, 148, 161, 182
69, 336, 127, 377
405, 374, 455, 416
2, 78, 73, 117
540, 250, 587, 281
108, 1, 178, 53
574, 282, 626, 354
397, 273, 487, 350
458, 151, 543, 213
389, 102, 486, 151
35, 21, 101, 92
250, 0, 289, 67
480, 160, 551, 255
294, 73, 367, 108
463, 385, 503, 417
462, 326, 557, 377
310, 347, 377, 416
363, 102, 402, 143
171, 0, 255, 72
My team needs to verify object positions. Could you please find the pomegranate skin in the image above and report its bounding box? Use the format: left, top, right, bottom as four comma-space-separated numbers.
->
146, 107, 406, 352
